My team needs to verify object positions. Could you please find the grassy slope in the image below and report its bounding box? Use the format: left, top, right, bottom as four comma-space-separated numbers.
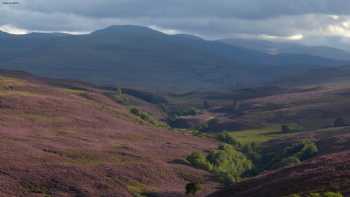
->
0, 75, 219, 197
226, 126, 286, 145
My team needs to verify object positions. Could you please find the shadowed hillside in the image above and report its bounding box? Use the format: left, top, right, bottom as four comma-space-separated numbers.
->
0, 25, 346, 91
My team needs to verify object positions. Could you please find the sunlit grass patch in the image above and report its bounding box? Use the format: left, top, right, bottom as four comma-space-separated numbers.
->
127, 180, 147, 195
0, 76, 25, 87
62, 88, 86, 95
0, 90, 38, 97
227, 125, 291, 145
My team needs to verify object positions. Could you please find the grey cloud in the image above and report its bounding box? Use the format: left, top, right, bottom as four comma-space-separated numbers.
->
16, 0, 350, 19
2, 0, 350, 50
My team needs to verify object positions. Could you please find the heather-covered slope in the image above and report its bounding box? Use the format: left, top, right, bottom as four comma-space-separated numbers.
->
0, 74, 218, 197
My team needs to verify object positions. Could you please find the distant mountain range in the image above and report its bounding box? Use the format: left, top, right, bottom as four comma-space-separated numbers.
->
0, 25, 347, 91
219, 38, 350, 61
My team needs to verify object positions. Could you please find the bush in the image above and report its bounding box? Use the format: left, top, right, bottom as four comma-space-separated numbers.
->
287, 192, 343, 197
174, 107, 199, 117
321, 192, 344, 197
130, 108, 152, 122
129, 107, 166, 127
186, 152, 212, 171
185, 182, 201, 195
241, 142, 261, 162
217, 132, 241, 148
207, 144, 253, 183
187, 145, 253, 183
296, 140, 318, 161
130, 108, 140, 115
280, 140, 317, 167
268, 139, 318, 170
217, 132, 261, 163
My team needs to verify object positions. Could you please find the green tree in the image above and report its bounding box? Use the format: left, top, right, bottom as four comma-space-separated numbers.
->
207, 144, 253, 182
308, 192, 343, 197
322, 192, 344, 197
295, 140, 318, 161
217, 132, 241, 148
186, 152, 212, 171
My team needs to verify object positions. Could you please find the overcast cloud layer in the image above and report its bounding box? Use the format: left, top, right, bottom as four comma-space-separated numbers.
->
2, 0, 350, 50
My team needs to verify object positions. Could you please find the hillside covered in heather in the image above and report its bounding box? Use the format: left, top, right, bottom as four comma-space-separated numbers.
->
0, 72, 220, 197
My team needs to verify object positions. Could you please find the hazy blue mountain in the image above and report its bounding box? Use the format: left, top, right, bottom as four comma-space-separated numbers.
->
0, 25, 346, 91
220, 38, 350, 61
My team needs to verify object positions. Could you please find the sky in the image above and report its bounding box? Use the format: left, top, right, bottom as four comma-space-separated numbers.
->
2, 0, 350, 50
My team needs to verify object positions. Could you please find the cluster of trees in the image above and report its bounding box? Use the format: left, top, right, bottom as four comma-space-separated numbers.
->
202, 132, 318, 179
166, 107, 201, 128
259, 139, 318, 171
287, 192, 343, 197
187, 129, 319, 186
186, 144, 253, 183
275, 140, 318, 167
218, 132, 261, 165
129, 107, 166, 128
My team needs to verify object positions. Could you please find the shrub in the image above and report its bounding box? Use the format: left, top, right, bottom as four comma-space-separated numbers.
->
186, 152, 212, 171
173, 107, 199, 117
217, 132, 241, 148
241, 142, 261, 162
187, 145, 253, 183
296, 140, 318, 161
268, 139, 318, 170
129, 107, 166, 127
207, 144, 253, 183
130, 108, 140, 115
287, 192, 343, 197
130, 108, 152, 122
321, 192, 344, 197
185, 182, 201, 196
217, 133, 260, 163
281, 140, 318, 161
